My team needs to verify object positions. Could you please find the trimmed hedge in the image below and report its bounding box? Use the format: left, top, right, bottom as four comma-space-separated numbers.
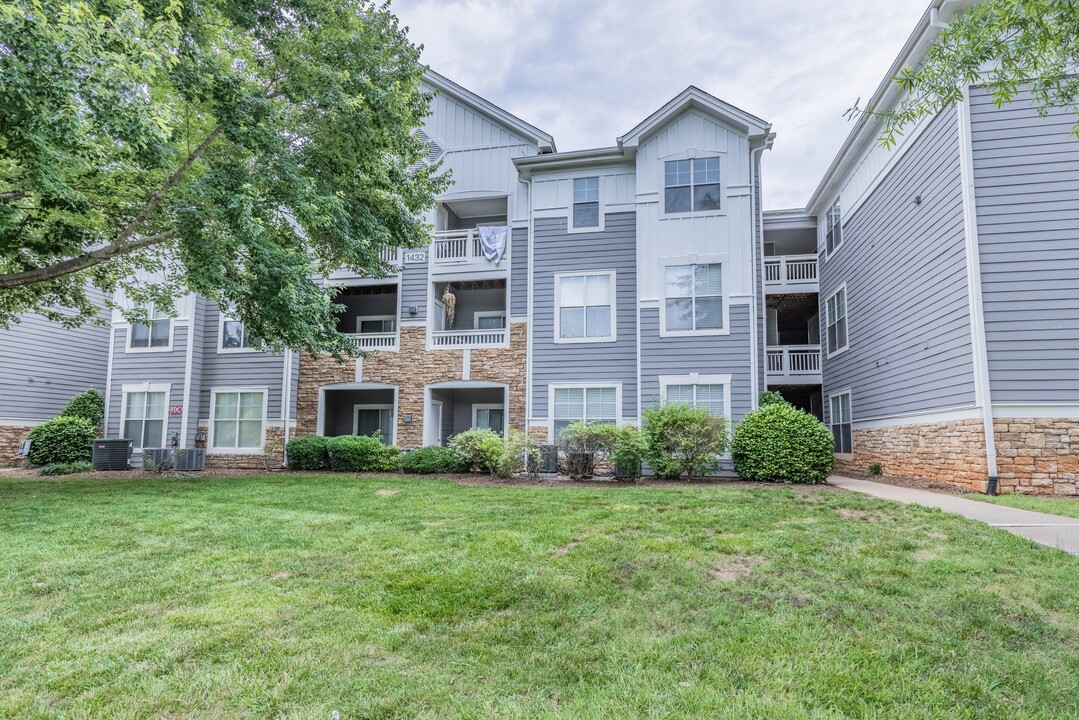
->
448, 429, 504, 474
401, 445, 469, 474
61, 388, 105, 427
27, 416, 96, 466
325, 435, 401, 473
757, 391, 788, 408
642, 403, 729, 479
731, 403, 835, 484
285, 435, 331, 470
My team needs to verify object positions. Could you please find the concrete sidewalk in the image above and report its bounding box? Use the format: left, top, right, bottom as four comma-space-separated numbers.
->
829, 476, 1079, 556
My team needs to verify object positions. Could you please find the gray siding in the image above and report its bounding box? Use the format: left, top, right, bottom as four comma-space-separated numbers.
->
639, 305, 754, 422
530, 212, 638, 420
199, 303, 288, 421
107, 325, 189, 444
971, 86, 1079, 403
0, 292, 110, 421
511, 226, 528, 316
821, 106, 976, 424
400, 255, 429, 321
184, 298, 207, 443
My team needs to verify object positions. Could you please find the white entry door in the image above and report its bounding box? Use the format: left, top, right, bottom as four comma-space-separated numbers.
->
427, 400, 443, 446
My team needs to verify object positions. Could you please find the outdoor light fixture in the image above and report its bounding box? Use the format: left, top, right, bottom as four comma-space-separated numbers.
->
403, 413, 414, 423
408, 306, 418, 315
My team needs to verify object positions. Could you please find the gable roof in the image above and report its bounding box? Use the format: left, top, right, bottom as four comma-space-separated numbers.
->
423, 69, 556, 153
618, 86, 772, 149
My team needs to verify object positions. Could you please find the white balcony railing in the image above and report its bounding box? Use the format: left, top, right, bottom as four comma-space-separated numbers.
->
764, 254, 818, 291
431, 228, 504, 265
430, 328, 507, 348
345, 332, 399, 352
766, 345, 822, 383
379, 248, 401, 266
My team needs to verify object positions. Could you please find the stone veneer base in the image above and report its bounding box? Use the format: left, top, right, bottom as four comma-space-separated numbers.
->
202, 425, 286, 471
0, 424, 34, 465
994, 418, 1079, 496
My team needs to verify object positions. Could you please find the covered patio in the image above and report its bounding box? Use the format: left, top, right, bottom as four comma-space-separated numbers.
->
424, 381, 508, 446
317, 382, 398, 445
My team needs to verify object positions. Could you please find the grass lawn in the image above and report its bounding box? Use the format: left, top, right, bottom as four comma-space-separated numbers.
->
3, 475, 1079, 719
967, 491, 1079, 519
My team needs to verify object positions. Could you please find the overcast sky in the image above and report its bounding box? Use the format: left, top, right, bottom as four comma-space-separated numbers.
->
392, 0, 929, 210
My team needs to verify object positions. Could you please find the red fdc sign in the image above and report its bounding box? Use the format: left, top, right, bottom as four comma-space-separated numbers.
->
169, 405, 183, 416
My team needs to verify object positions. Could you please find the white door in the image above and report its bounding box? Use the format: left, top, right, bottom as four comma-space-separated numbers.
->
427, 400, 443, 446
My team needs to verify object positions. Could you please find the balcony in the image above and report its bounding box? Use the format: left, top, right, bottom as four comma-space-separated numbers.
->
766, 345, 822, 385
430, 278, 508, 349
431, 328, 507, 348
344, 331, 398, 352
764, 254, 818, 293
333, 284, 400, 353
431, 228, 510, 271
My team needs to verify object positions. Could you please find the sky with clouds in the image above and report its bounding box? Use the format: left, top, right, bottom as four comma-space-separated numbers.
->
392, 0, 929, 210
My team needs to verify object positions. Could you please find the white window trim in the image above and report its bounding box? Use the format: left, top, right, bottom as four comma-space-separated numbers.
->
822, 199, 844, 260
553, 270, 617, 344
657, 374, 733, 425
355, 315, 398, 334
472, 403, 506, 434
126, 302, 173, 353
207, 387, 268, 454
473, 310, 507, 329
659, 151, 727, 220
218, 314, 260, 354
352, 403, 396, 445
828, 389, 854, 459
119, 383, 171, 451
659, 257, 730, 337
824, 282, 849, 359
547, 382, 623, 439
567, 175, 605, 234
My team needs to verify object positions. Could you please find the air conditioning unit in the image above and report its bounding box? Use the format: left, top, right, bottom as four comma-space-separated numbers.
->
528, 444, 558, 475
142, 448, 206, 471
92, 439, 132, 471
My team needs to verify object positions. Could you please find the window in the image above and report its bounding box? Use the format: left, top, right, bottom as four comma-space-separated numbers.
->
474, 311, 506, 330
123, 390, 166, 449
129, 302, 171, 349
664, 157, 721, 214
826, 286, 848, 355
572, 177, 600, 229
552, 386, 617, 437
221, 318, 259, 351
354, 405, 393, 443
665, 384, 725, 417
665, 263, 723, 332
211, 390, 265, 450
556, 272, 614, 342
473, 404, 505, 434
826, 200, 842, 254
356, 316, 397, 334
830, 392, 852, 454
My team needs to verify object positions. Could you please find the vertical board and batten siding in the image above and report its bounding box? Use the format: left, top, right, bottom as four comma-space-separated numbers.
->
0, 291, 110, 420
970, 86, 1079, 403
639, 305, 754, 421
820, 106, 976, 425
510, 226, 528, 316
106, 325, 189, 443
199, 303, 288, 421
530, 212, 638, 420
400, 256, 429, 322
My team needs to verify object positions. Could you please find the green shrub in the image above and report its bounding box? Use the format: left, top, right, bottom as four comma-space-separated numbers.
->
864, 462, 883, 478
449, 429, 505, 474
642, 403, 729, 479
286, 435, 331, 470
325, 434, 401, 473
401, 445, 469, 474
27, 416, 96, 466
60, 388, 105, 428
758, 391, 788, 408
731, 403, 835, 484
610, 425, 647, 480
37, 461, 95, 476
557, 421, 620, 479
494, 430, 534, 479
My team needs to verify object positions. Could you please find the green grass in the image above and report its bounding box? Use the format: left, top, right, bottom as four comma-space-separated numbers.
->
2, 475, 1079, 719
967, 491, 1079, 519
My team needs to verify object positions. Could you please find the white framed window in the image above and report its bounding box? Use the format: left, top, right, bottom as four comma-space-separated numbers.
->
571, 176, 601, 230
550, 384, 621, 437
825, 285, 848, 357
219, 316, 260, 353
474, 311, 506, 330
664, 157, 721, 214
120, 383, 170, 450
825, 200, 843, 255
353, 404, 394, 443
663, 262, 725, 334
209, 388, 267, 452
659, 374, 732, 423
554, 271, 616, 343
829, 391, 852, 454
473, 404, 505, 434
128, 302, 172, 351
356, 315, 397, 334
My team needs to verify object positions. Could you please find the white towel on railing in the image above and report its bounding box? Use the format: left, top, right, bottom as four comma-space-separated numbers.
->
477, 226, 508, 264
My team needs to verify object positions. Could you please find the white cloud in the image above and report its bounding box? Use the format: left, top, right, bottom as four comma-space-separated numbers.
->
394, 0, 929, 209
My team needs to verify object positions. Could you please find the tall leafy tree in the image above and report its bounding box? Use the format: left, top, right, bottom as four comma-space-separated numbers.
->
0, 0, 447, 352
849, 0, 1079, 147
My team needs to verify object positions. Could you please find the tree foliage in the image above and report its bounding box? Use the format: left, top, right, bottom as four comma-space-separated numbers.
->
848, 0, 1079, 148
0, 0, 447, 352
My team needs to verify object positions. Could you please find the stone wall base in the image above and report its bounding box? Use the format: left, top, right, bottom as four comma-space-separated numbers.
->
203, 425, 285, 471
994, 418, 1079, 496
0, 424, 33, 465
835, 418, 990, 492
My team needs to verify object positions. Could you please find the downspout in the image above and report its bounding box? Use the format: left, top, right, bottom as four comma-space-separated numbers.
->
749, 137, 770, 409
281, 350, 293, 467
524, 176, 534, 432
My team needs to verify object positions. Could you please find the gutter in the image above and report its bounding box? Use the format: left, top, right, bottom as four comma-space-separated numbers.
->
749, 133, 775, 408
